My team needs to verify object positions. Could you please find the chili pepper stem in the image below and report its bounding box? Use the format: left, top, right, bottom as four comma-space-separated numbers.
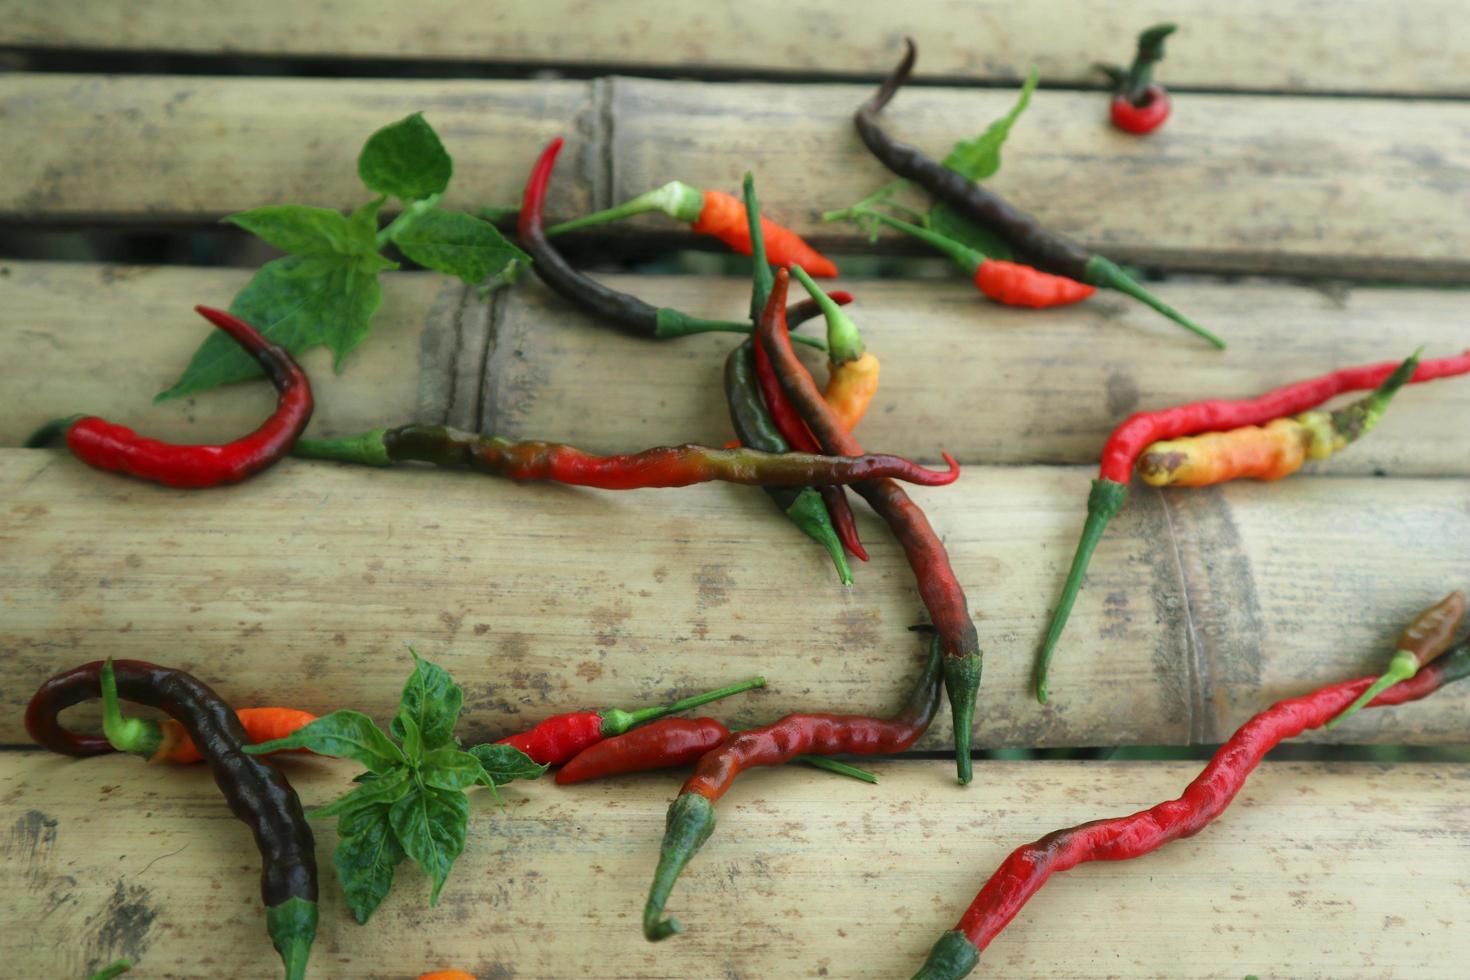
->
643, 792, 717, 941
267, 896, 318, 980
654, 307, 828, 350
1324, 651, 1419, 730
790, 264, 866, 364
292, 428, 393, 466
832, 206, 982, 275
943, 652, 983, 784
545, 180, 706, 235
100, 660, 163, 757
1036, 479, 1130, 703
796, 756, 880, 783
602, 677, 766, 736
911, 931, 982, 980
1083, 257, 1225, 349
1329, 348, 1422, 443
744, 173, 776, 321
23, 414, 87, 448
786, 488, 854, 585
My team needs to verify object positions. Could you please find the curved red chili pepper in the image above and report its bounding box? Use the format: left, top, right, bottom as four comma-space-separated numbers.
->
912, 640, 1470, 978
25, 306, 313, 488
556, 717, 731, 785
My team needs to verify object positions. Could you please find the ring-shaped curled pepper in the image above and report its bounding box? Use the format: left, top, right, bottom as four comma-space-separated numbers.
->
25, 306, 313, 488
25, 660, 318, 980
759, 269, 981, 785
545, 179, 839, 278
1326, 589, 1466, 728
290, 425, 959, 489
856, 39, 1224, 348
517, 138, 825, 348
910, 638, 1470, 979
1035, 348, 1470, 704
643, 634, 943, 941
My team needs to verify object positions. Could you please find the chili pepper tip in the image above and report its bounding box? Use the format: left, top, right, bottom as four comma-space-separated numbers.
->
943, 652, 982, 785
643, 793, 716, 941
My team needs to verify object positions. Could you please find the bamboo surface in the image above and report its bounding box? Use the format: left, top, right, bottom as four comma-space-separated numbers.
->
3, 452, 1467, 749
5, 75, 1470, 278
3, 1, 1467, 96
3, 755, 1467, 978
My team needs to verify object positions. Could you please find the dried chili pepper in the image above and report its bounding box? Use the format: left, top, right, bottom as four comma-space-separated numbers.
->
789, 265, 883, 430
855, 39, 1225, 348
25, 660, 318, 980
1098, 24, 1177, 135
829, 206, 1095, 309
291, 424, 958, 489
544, 180, 839, 278
910, 638, 1470, 979
643, 634, 942, 940
495, 677, 764, 767
1326, 590, 1466, 728
759, 269, 981, 784
555, 717, 879, 785
517, 138, 825, 348
24, 306, 313, 488
1035, 348, 1470, 702
725, 341, 852, 584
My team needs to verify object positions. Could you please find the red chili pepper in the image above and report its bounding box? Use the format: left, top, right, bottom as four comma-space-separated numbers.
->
545, 181, 839, 278
494, 677, 764, 767
911, 637, 1470, 979
1035, 348, 1470, 703
24, 306, 313, 488
758, 269, 980, 784
1099, 24, 1178, 136
642, 635, 942, 940
829, 207, 1095, 309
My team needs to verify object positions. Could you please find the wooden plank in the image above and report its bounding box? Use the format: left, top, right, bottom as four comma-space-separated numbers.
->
6, 74, 1470, 279
487, 274, 1470, 474
6, 262, 1469, 477
3, 1, 1468, 97
0, 262, 481, 447
4, 755, 1468, 978
0, 73, 597, 223
4, 453, 1469, 748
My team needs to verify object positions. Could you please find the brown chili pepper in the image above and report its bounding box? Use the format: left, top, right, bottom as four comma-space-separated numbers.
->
25, 660, 317, 980
757, 268, 981, 784
1325, 590, 1467, 728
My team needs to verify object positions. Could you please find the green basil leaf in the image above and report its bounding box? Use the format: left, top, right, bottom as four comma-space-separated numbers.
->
397, 712, 423, 763
224, 204, 365, 258
391, 650, 463, 751
390, 207, 530, 285
156, 252, 388, 400
940, 68, 1039, 182
310, 767, 412, 820
244, 709, 405, 773
467, 743, 548, 787
926, 202, 1014, 261
346, 196, 387, 253
333, 802, 406, 924
420, 746, 486, 792
389, 785, 469, 905
358, 112, 452, 202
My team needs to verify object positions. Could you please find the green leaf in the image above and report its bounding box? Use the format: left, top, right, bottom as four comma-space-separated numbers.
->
244, 709, 405, 773
223, 203, 379, 258
333, 802, 406, 924
346, 196, 388, 252
467, 743, 548, 787
397, 712, 423, 763
389, 785, 469, 905
391, 650, 463, 751
156, 252, 388, 400
940, 68, 1039, 182
358, 112, 452, 202
927, 202, 1014, 261
391, 207, 531, 285
310, 767, 413, 821
421, 746, 488, 792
